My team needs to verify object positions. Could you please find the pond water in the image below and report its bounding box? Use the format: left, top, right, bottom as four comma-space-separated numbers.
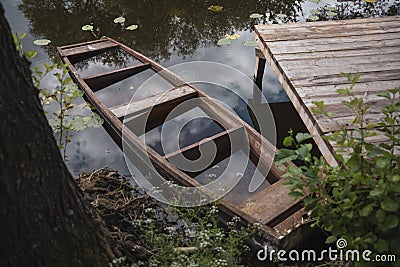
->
2, 0, 399, 176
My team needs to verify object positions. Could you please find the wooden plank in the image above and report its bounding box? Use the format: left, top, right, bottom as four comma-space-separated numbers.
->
285, 61, 400, 80
257, 18, 400, 42
110, 85, 197, 118
275, 46, 400, 63
58, 39, 111, 51
301, 80, 400, 98
83, 63, 151, 91
165, 127, 245, 176
269, 38, 400, 56
281, 53, 400, 71
62, 40, 118, 57
290, 69, 400, 88
238, 178, 304, 226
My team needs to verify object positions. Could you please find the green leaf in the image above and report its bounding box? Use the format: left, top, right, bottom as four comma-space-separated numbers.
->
377, 91, 391, 99
25, 50, 37, 60
276, 14, 287, 19
126, 25, 138, 31
383, 215, 398, 229
381, 199, 398, 212
324, 6, 337, 11
370, 187, 384, 197
283, 136, 294, 147
33, 39, 51, 46
114, 16, 126, 24
249, 13, 263, 19
296, 133, 313, 144
308, 15, 319, 21
310, 9, 321, 15
243, 40, 258, 47
359, 204, 374, 217
217, 38, 232, 46
20, 32, 27, 40
327, 11, 337, 16
326, 236, 337, 244
296, 145, 309, 158
129, 86, 135, 90
308, 0, 322, 3
275, 149, 298, 164
81, 25, 94, 31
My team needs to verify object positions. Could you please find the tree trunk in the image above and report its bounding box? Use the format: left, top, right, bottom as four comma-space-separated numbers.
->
0, 4, 114, 267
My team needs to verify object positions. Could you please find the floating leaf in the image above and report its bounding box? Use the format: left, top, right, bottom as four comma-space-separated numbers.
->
308, 0, 322, 3
308, 15, 319, 21
114, 16, 126, 24
249, 13, 263, 19
208, 5, 223, 12
33, 39, 51, 46
365, 0, 377, 3
129, 86, 135, 90
276, 13, 287, 19
126, 24, 138, 31
225, 33, 240, 40
82, 25, 93, 31
243, 40, 258, 46
323, 5, 337, 11
327, 11, 337, 16
217, 38, 232, 46
20, 32, 27, 40
310, 9, 321, 15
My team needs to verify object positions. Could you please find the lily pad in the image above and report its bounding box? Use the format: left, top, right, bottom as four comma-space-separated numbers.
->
249, 13, 263, 19
324, 5, 337, 11
82, 25, 93, 31
208, 5, 223, 12
327, 11, 337, 16
276, 13, 287, 19
243, 40, 258, 47
33, 39, 51, 46
308, 15, 319, 21
308, 0, 322, 3
129, 86, 135, 90
114, 16, 126, 24
365, 0, 377, 2
126, 24, 138, 31
217, 38, 232, 46
310, 9, 321, 15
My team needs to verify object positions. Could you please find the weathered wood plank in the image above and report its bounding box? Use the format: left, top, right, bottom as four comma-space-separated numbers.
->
257, 18, 400, 42
291, 69, 400, 88
110, 85, 197, 118
301, 80, 400, 98
285, 60, 400, 79
84, 63, 151, 91
238, 178, 304, 226
165, 127, 245, 176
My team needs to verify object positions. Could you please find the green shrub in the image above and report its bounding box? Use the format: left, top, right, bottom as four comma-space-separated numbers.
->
275, 73, 400, 256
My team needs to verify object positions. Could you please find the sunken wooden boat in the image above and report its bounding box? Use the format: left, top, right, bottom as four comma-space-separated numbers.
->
57, 38, 314, 249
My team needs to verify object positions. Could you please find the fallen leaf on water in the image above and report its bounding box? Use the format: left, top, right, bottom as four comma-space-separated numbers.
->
225, 33, 240, 40
82, 25, 93, 31
34, 39, 51, 46
208, 5, 223, 12
126, 25, 138, 31
308, 15, 319, 21
276, 13, 288, 19
243, 40, 258, 47
114, 16, 126, 24
365, 0, 376, 2
249, 13, 263, 19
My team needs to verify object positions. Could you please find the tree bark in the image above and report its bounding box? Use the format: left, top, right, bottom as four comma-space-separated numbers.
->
0, 4, 114, 267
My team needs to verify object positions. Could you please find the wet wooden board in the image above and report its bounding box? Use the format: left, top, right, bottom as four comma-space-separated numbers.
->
255, 16, 400, 166
110, 85, 197, 118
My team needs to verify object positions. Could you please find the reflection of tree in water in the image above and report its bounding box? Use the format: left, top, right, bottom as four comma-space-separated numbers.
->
316, 0, 400, 21
20, 0, 399, 64
73, 47, 141, 76
20, 0, 303, 62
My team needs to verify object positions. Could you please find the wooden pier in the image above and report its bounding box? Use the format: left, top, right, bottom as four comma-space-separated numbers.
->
254, 16, 400, 166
